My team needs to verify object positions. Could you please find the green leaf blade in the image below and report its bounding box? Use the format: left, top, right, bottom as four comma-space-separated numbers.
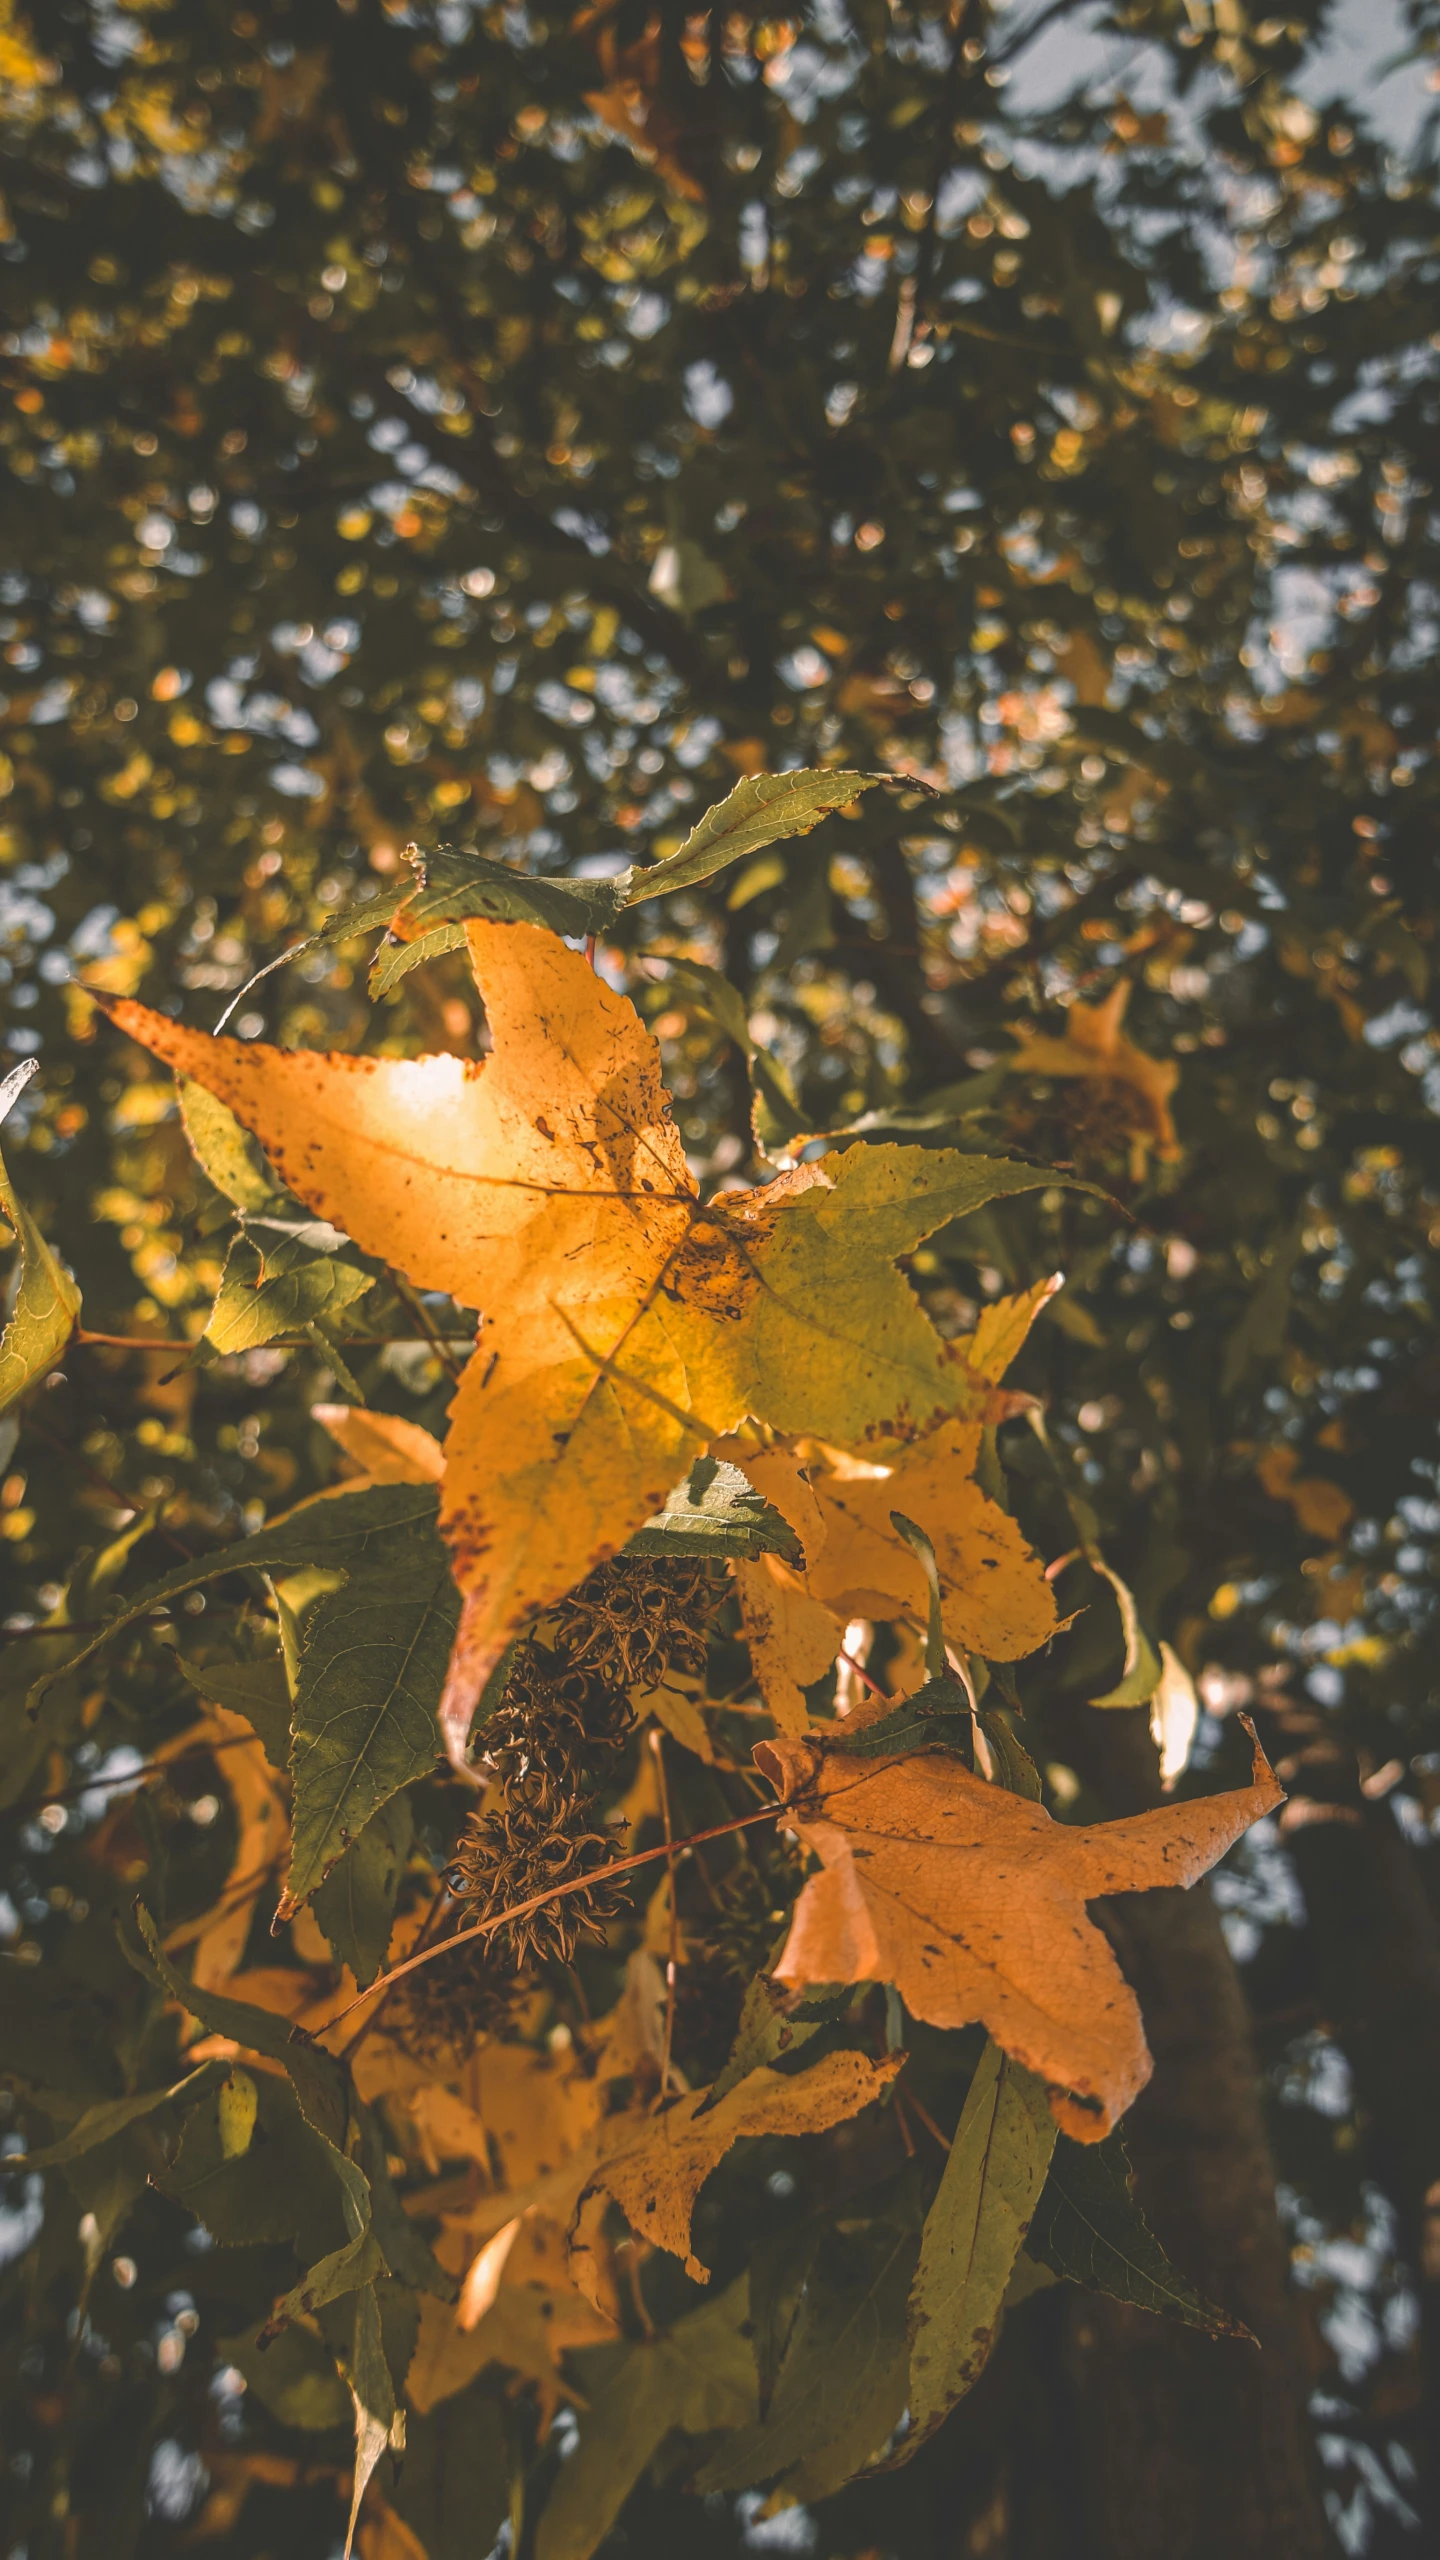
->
1029, 2129, 1253, 2340
0, 1061, 81, 1416
623, 768, 892, 905
906, 2039, 1057, 2438
284, 1519, 458, 1910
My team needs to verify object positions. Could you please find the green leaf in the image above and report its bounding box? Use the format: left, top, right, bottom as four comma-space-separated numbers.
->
128, 1902, 349, 2147
665, 959, 807, 1149
1221, 1224, 1303, 1394
284, 1509, 457, 1911
28, 1482, 445, 1717
392, 2381, 510, 2560
340, 2280, 405, 2560
127, 1905, 416, 2328
698, 2206, 918, 2503
177, 1650, 292, 1772
22, 2062, 227, 2168
705, 1976, 851, 2109
218, 2318, 352, 2432
0, 1059, 81, 1416
623, 768, 895, 906
202, 1230, 374, 1358
833, 1673, 974, 1760
906, 2039, 1056, 2438
1087, 1559, 1163, 1709
0, 1959, 126, 2104
178, 1076, 278, 1213
368, 919, 467, 997
316, 886, 426, 949
977, 1707, 1043, 1802
404, 844, 626, 940
1028, 2129, 1253, 2340
624, 1454, 802, 1562
155, 2073, 352, 2253
749, 2218, 824, 2420
536, 2281, 756, 2560
311, 1790, 413, 1987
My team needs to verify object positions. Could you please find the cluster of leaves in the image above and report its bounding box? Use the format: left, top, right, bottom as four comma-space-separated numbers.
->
0, 796, 1283, 2556
2, 0, 1440, 2553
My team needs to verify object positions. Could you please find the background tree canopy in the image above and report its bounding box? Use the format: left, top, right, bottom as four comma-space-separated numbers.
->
1, 0, 1438, 2555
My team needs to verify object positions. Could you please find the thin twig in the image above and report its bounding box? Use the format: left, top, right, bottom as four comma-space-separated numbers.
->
311, 1800, 789, 2041
11, 1723, 268, 1813
75, 1329, 474, 1354
0, 1610, 185, 1646
838, 1643, 891, 1701
336, 1880, 452, 2065
385, 1269, 465, 1383
650, 1728, 680, 2105
900, 2081, 952, 2154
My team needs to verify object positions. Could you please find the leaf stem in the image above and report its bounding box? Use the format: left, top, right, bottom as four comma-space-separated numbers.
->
650, 1727, 680, 2105
384, 1269, 465, 1383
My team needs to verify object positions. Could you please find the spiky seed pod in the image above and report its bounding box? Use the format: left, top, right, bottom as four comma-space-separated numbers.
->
388, 1927, 520, 2065
400, 1559, 724, 2048
691, 1844, 807, 1985
546, 1555, 719, 1693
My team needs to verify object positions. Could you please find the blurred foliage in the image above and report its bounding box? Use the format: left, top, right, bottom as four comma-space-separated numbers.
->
1, 0, 1439, 2553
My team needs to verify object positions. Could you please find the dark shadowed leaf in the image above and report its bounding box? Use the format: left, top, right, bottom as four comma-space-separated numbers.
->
392, 2381, 511, 2560
311, 1789, 414, 1985
283, 1516, 457, 1910
1028, 2129, 1253, 2340
697, 2200, 920, 2503
536, 2281, 755, 2560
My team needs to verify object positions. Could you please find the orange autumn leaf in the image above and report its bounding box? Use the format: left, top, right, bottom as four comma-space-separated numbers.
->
407, 2215, 616, 2423
1009, 981, 1180, 1164
1255, 1443, 1354, 1541
108, 924, 1053, 1762
754, 1725, 1283, 2140
313, 1404, 445, 1486
464, 2049, 902, 2288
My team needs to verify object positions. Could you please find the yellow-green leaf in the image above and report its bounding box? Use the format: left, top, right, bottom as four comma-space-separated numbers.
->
0, 1060, 81, 1417
623, 767, 894, 905
907, 2038, 1056, 2435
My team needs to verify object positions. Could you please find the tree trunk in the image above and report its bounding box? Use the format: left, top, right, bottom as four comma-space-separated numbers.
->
1040, 1703, 1332, 2560
1067, 1880, 1330, 2560
1273, 1710, 1440, 2539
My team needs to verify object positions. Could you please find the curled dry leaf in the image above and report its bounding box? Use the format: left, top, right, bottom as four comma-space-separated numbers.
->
753, 1722, 1283, 2139
313, 1405, 446, 1486
109, 923, 1054, 1764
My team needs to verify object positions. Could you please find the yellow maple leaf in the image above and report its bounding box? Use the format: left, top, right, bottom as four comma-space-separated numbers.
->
754, 1726, 1282, 2140
1008, 980, 1180, 1168
108, 924, 1053, 1762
